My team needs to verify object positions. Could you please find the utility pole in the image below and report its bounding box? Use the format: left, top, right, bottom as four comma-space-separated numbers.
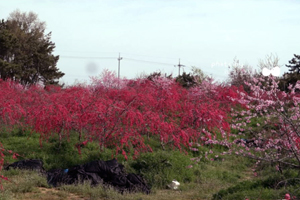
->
175, 59, 185, 76
117, 53, 123, 80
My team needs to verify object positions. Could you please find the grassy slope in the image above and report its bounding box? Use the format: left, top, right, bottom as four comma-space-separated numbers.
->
0, 128, 298, 200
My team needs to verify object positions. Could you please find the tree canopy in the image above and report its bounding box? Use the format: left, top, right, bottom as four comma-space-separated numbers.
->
227, 59, 257, 93
0, 10, 64, 86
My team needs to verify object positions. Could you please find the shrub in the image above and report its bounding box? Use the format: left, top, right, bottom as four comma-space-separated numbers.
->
130, 150, 194, 189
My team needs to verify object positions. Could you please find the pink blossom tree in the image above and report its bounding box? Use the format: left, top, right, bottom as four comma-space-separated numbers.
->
231, 75, 300, 171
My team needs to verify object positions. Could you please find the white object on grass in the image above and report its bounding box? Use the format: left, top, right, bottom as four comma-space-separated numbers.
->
168, 179, 180, 190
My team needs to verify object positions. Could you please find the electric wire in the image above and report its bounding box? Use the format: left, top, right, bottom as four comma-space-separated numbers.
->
123, 57, 174, 66
60, 56, 116, 59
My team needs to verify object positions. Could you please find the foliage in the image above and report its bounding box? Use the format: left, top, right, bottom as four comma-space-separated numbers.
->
175, 72, 198, 88
0, 10, 64, 86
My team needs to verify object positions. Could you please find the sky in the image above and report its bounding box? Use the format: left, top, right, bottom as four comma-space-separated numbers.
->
1, 0, 300, 85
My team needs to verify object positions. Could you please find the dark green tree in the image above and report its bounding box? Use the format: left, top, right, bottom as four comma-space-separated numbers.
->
286, 54, 300, 74
175, 72, 198, 88
278, 72, 300, 92
147, 71, 172, 81
175, 67, 207, 88
278, 54, 300, 91
0, 10, 64, 86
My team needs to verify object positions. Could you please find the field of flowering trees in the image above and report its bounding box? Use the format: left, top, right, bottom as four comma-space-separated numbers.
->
1, 70, 300, 199
0, 71, 241, 156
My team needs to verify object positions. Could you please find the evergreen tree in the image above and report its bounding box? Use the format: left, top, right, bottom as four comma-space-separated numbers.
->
286, 54, 300, 74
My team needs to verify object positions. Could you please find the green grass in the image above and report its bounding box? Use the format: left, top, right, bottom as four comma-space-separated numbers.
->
0, 169, 49, 200
1, 127, 300, 200
1, 128, 117, 170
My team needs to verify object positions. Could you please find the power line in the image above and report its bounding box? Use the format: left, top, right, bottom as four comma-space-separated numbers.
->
60, 55, 175, 66
123, 58, 174, 66
60, 56, 116, 59
121, 52, 178, 61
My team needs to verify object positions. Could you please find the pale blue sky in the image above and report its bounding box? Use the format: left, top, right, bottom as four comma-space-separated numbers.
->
1, 0, 300, 85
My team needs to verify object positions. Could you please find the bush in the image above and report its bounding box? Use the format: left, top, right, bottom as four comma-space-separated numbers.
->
130, 150, 194, 189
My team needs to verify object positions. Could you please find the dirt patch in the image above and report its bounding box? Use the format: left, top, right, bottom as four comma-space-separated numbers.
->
21, 187, 88, 200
